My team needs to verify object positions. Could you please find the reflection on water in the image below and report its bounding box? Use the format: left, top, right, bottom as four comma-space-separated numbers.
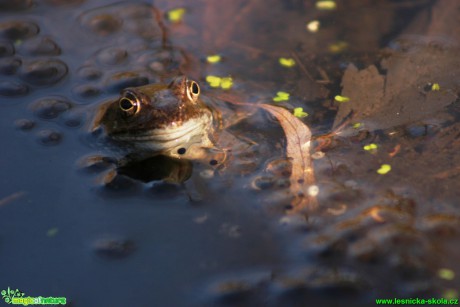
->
1, 0, 459, 306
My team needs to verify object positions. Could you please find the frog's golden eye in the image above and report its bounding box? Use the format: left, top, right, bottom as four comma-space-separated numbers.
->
119, 91, 140, 115
186, 80, 200, 102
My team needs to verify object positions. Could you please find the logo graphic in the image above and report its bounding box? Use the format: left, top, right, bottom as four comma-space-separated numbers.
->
1, 288, 66, 305
1, 288, 24, 304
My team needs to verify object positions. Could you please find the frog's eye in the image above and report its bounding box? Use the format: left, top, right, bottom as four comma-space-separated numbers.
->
119, 91, 140, 115
186, 80, 200, 102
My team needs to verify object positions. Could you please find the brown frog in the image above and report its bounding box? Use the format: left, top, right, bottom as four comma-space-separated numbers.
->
93, 76, 220, 160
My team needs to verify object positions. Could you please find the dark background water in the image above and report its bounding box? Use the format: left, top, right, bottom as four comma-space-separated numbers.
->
1, 1, 459, 306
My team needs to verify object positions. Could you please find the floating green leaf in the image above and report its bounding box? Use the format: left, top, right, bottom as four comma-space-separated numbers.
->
443, 289, 458, 300
363, 143, 378, 151
352, 122, 362, 129
167, 8, 186, 22
438, 268, 455, 280
334, 95, 350, 102
431, 83, 440, 91
273, 91, 290, 102
329, 41, 348, 53
207, 55, 221, 64
377, 164, 391, 175
316, 0, 336, 10
220, 77, 233, 89
279, 58, 296, 67
206, 75, 221, 88
47, 228, 59, 237
293, 107, 308, 118
205, 75, 233, 89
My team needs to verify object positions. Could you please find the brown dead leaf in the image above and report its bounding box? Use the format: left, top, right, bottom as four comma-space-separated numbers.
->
333, 1, 460, 131
216, 93, 317, 212
259, 104, 318, 213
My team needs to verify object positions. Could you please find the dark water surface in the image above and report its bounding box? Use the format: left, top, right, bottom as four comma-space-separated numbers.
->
1, 1, 459, 306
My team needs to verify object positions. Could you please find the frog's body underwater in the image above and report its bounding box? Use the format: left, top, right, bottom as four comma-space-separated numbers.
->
93, 76, 220, 160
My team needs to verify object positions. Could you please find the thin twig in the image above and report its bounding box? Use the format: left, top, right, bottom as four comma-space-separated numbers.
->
0, 191, 26, 207
151, 6, 169, 48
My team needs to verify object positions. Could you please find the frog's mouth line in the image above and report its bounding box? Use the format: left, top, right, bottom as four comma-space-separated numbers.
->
109, 114, 213, 152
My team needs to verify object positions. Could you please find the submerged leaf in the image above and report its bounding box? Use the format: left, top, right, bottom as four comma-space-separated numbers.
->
213, 94, 317, 212
258, 104, 317, 212
329, 41, 348, 53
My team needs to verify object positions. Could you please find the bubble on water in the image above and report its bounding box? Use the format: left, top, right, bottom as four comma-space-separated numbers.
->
77, 154, 117, 173
136, 49, 184, 75
199, 169, 214, 179
36, 129, 63, 146
30, 96, 72, 119
279, 215, 308, 230
0, 41, 15, 57
311, 151, 325, 159
405, 124, 428, 138
20, 58, 68, 86
92, 236, 135, 259
0, 56, 22, 74
308, 185, 319, 197
275, 177, 290, 188
147, 61, 164, 73
97, 169, 140, 194
15, 118, 35, 131
81, 13, 123, 36
326, 203, 347, 216
0, 20, 39, 40
251, 176, 275, 190
42, 0, 84, 7
0, 80, 28, 96
0, 0, 33, 11
19, 36, 61, 56
219, 223, 242, 238
60, 112, 83, 128
96, 46, 128, 66
265, 158, 292, 177
104, 70, 149, 92
208, 280, 253, 303
77, 66, 102, 80
72, 84, 101, 99
205, 271, 271, 304
147, 181, 183, 199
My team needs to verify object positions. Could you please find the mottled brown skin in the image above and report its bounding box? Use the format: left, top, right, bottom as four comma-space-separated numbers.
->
100, 76, 211, 134
95, 76, 215, 159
